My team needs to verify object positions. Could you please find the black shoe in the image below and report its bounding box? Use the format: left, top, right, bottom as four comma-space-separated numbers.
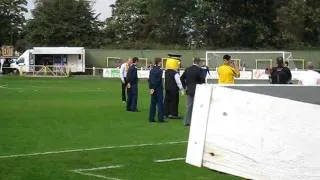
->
131, 109, 140, 112
149, 120, 156, 123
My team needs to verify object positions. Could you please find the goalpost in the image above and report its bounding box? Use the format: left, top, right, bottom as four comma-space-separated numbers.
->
161, 58, 167, 69
205, 51, 293, 70
137, 57, 148, 69
106, 57, 122, 68
255, 59, 273, 69
106, 57, 148, 69
288, 59, 305, 70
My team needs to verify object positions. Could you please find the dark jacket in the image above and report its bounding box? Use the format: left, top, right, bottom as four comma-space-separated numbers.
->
127, 64, 138, 85
201, 65, 210, 78
181, 65, 205, 96
270, 66, 292, 84
148, 65, 163, 90
165, 69, 179, 91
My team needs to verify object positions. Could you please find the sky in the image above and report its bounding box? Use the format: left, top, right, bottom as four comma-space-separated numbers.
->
25, 0, 116, 21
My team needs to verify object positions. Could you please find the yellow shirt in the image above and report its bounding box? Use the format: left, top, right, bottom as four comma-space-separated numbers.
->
217, 64, 240, 84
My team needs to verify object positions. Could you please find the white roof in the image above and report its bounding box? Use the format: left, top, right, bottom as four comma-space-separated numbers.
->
32, 47, 85, 55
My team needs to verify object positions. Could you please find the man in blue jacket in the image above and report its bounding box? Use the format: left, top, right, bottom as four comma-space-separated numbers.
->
126, 57, 139, 112
148, 58, 165, 123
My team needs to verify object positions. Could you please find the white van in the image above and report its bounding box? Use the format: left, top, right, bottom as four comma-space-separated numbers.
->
15, 47, 85, 73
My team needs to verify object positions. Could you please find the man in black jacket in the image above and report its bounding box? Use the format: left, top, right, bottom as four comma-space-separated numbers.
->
126, 57, 139, 112
270, 57, 292, 84
180, 58, 205, 126
148, 58, 165, 122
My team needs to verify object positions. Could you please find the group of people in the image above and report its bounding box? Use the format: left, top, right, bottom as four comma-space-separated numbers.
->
265, 57, 320, 85
119, 54, 242, 126
120, 54, 320, 126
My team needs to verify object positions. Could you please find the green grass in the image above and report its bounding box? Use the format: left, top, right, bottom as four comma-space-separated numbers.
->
0, 77, 242, 180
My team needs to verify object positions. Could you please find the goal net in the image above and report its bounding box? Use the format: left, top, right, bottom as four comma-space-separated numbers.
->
205, 51, 293, 70
106, 57, 148, 69
137, 57, 148, 69
287, 59, 305, 70
106, 57, 122, 68
161, 58, 167, 68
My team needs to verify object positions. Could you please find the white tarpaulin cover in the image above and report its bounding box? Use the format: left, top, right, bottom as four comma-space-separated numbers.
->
186, 85, 320, 180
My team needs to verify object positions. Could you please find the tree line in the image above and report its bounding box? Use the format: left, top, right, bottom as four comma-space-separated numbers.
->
1, 0, 320, 52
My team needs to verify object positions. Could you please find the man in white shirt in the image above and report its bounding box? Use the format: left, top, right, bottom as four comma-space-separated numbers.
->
120, 58, 132, 103
298, 61, 320, 85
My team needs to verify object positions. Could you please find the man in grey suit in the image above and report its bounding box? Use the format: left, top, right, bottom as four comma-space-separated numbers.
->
180, 58, 205, 126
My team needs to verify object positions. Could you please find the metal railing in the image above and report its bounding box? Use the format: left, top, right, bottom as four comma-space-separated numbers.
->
20, 65, 70, 77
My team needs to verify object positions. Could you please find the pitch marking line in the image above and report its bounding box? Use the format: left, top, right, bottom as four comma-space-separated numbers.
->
70, 157, 185, 180
71, 171, 123, 180
70, 165, 124, 180
0, 85, 23, 90
0, 141, 187, 159
72, 165, 125, 172
154, 157, 185, 163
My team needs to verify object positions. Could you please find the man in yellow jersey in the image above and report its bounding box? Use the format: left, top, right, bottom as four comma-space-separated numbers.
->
218, 54, 240, 84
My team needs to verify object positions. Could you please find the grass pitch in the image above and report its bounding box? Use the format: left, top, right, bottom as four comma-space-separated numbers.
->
0, 77, 242, 180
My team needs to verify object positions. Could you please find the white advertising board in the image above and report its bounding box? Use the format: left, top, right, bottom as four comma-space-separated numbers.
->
252, 69, 269, 80
103, 68, 150, 78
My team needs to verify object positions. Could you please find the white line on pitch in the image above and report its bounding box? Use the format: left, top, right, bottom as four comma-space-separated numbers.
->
71, 170, 123, 180
0, 85, 23, 90
154, 157, 185, 163
72, 165, 124, 172
0, 141, 187, 159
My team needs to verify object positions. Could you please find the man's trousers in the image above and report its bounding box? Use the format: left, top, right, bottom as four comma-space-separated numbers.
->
121, 78, 127, 102
164, 89, 179, 117
149, 88, 164, 122
184, 95, 194, 126
127, 84, 138, 111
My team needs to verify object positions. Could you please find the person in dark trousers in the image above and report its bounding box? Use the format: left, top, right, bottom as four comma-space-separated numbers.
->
180, 58, 205, 126
164, 53, 184, 119
120, 58, 132, 103
148, 58, 165, 123
126, 57, 139, 112
270, 57, 292, 84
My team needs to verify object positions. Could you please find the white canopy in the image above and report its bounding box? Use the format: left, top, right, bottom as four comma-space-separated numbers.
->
32, 47, 85, 55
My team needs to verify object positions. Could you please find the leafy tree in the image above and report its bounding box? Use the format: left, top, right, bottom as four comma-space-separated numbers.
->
147, 0, 195, 45
275, 0, 320, 47
105, 0, 196, 47
104, 0, 320, 49
0, 0, 27, 46
105, 0, 150, 46
25, 0, 102, 47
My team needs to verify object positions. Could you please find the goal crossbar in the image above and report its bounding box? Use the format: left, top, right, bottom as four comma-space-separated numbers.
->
206, 51, 292, 69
